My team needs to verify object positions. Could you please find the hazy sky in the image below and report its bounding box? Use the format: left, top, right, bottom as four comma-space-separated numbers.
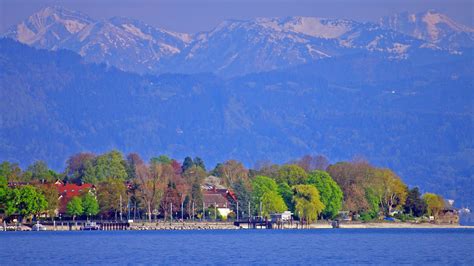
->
1, 0, 473, 33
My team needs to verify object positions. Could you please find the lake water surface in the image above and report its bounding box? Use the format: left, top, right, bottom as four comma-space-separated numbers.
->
1, 229, 473, 265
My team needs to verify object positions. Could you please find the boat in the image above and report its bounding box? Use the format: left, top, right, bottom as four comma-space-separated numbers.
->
80, 221, 101, 230
31, 223, 47, 231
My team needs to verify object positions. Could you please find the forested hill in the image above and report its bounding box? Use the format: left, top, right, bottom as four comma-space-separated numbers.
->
0, 38, 473, 207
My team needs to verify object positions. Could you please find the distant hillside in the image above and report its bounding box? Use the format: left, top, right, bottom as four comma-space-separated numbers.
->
1, 39, 472, 208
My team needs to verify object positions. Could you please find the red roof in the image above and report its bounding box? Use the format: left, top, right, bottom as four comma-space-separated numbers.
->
56, 183, 93, 198
55, 183, 94, 214
202, 188, 237, 208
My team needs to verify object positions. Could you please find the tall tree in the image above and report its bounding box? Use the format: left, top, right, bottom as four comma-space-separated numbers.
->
136, 162, 168, 222
82, 193, 99, 218
368, 168, 408, 215
0, 161, 22, 182
214, 160, 249, 188
278, 182, 294, 212
181, 157, 194, 173
260, 191, 287, 217
306, 170, 343, 219
193, 157, 206, 171
276, 165, 308, 186
404, 187, 427, 217
251, 176, 286, 216
85, 150, 128, 184
183, 165, 206, 216
65, 153, 96, 184
327, 161, 372, 213
39, 184, 59, 220
423, 193, 445, 219
0, 175, 9, 213
292, 185, 325, 224
26, 161, 56, 183
150, 155, 172, 165
5, 185, 47, 222
67, 197, 83, 221
97, 177, 127, 219
125, 153, 144, 180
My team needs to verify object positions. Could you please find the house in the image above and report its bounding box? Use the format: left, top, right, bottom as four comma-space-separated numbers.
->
437, 199, 459, 224
202, 186, 237, 218
54, 181, 95, 214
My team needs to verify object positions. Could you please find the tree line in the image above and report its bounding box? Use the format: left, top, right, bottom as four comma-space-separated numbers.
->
0, 151, 448, 223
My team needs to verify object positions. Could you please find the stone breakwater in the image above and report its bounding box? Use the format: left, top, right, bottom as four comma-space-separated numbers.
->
130, 222, 238, 230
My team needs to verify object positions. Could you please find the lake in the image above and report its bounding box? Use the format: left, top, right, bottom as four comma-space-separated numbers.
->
1, 229, 473, 265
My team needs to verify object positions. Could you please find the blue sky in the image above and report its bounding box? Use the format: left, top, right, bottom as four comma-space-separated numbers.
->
1, 0, 473, 33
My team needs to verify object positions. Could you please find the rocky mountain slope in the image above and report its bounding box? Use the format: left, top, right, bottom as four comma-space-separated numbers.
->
4, 6, 473, 76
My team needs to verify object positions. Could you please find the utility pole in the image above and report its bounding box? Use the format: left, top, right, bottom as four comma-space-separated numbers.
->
259, 200, 262, 217
248, 202, 251, 219
192, 201, 195, 222
181, 200, 184, 221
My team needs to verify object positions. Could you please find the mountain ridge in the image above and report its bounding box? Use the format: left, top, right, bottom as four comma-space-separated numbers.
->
3, 6, 473, 76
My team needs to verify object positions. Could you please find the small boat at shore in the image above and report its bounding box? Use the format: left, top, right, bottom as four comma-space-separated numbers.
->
80, 221, 101, 231
32, 223, 47, 231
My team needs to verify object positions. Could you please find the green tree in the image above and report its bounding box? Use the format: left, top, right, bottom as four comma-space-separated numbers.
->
40, 184, 59, 220
368, 168, 408, 215
82, 193, 99, 218
292, 185, 325, 224
150, 155, 172, 165
97, 177, 127, 219
0, 162, 22, 182
183, 165, 207, 216
251, 176, 279, 200
84, 150, 128, 184
5, 185, 47, 222
251, 176, 287, 217
67, 197, 83, 221
261, 191, 287, 217
26, 161, 56, 182
306, 170, 343, 219
193, 157, 206, 171
276, 165, 308, 186
423, 193, 445, 219
65, 152, 96, 184
363, 187, 381, 220
182, 157, 194, 172
0, 175, 8, 213
278, 182, 294, 211
404, 187, 427, 217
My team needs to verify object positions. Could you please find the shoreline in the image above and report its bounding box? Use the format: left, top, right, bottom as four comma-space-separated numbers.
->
2, 221, 473, 231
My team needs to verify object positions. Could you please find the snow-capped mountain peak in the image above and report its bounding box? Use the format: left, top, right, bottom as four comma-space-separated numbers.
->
379, 10, 474, 49
3, 6, 93, 49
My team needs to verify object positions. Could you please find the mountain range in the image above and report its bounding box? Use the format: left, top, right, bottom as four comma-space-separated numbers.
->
0, 6, 473, 208
3, 6, 473, 76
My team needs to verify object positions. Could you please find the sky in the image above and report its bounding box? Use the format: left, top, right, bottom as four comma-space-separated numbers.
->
0, 0, 473, 33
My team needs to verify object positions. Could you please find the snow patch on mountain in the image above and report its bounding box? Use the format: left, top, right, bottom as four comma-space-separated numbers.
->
283, 17, 354, 39
122, 24, 153, 40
